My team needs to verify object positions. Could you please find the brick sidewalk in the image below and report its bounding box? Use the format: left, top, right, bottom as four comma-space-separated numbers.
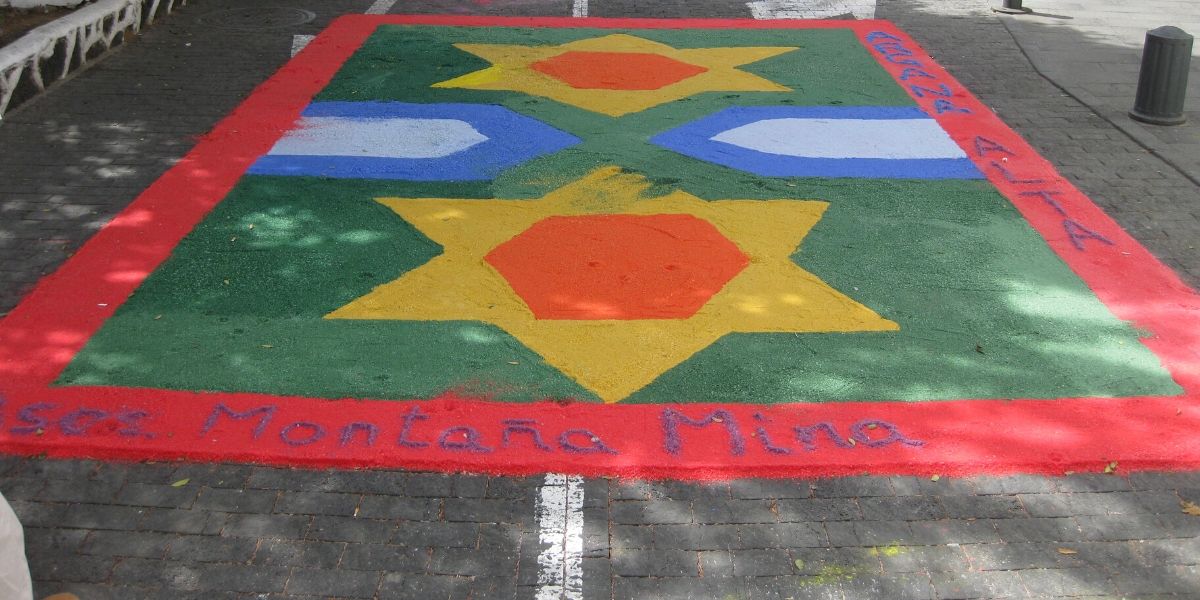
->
2, 0, 1200, 598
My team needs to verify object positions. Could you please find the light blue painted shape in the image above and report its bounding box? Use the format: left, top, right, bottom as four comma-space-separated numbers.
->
650, 106, 983, 180
248, 102, 581, 181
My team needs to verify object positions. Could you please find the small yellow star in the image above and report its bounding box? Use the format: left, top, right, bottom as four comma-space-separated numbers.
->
326, 168, 897, 403
433, 34, 796, 116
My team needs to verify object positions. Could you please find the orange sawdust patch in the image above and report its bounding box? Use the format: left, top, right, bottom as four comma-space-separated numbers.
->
530, 51, 708, 90
485, 214, 749, 320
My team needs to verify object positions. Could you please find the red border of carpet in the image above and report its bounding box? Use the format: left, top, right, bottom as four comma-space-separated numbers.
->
1, 16, 1199, 480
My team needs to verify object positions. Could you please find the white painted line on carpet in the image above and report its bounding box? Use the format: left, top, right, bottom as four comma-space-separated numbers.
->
536, 473, 585, 600
291, 34, 315, 57
572, 0, 588, 18
747, 0, 876, 19
366, 0, 398, 14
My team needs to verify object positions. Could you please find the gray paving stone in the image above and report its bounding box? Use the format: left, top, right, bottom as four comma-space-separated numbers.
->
729, 478, 813, 499
22, 527, 88, 559
393, 521, 479, 547
654, 523, 739, 550
0, 478, 47, 501
29, 555, 116, 584
1076, 514, 1171, 540
30, 584, 153, 600
192, 487, 278, 513
115, 482, 199, 509
698, 550, 734, 577
876, 545, 970, 573
57, 504, 147, 531
610, 499, 692, 524
692, 498, 777, 524
340, 543, 430, 572
405, 473, 456, 498
611, 524, 654, 549
187, 564, 291, 593
37, 479, 122, 505
940, 495, 1028, 519
826, 520, 915, 547
274, 491, 361, 516
970, 475, 1057, 495
891, 476, 979, 496
323, 470, 406, 495
963, 542, 1084, 570
1130, 471, 1200, 490
138, 508, 225, 535
991, 517, 1084, 542
477, 522, 523, 549
285, 567, 381, 598
79, 530, 173, 559
1018, 567, 1118, 597
109, 557, 198, 589
307, 516, 394, 543
1020, 493, 1075, 517
612, 548, 697, 577
166, 535, 258, 563
810, 476, 895, 498
732, 549, 797, 576
252, 539, 344, 569
611, 575, 660, 598
442, 498, 526, 524
739, 522, 826, 549
6, 501, 67, 529
1136, 536, 1200, 566
776, 498, 862, 522
840, 572, 936, 599
1156, 512, 1200, 537
485, 476, 540, 499
859, 496, 947, 521
434, 549, 523, 576
222, 514, 311, 540
929, 569, 1028, 599
381, 573, 473, 600
356, 494, 441, 521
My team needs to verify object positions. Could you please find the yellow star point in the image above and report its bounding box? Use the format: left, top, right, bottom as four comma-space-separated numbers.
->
432, 34, 796, 116
326, 167, 898, 403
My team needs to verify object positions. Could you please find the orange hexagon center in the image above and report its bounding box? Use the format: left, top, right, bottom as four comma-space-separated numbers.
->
485, 214, 749, 320
530, 51, 709, 90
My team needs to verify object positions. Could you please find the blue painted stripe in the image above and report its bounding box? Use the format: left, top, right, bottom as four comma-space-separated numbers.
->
301, 101, 510, 121
714, 105, 933, 121
249, 102, 580, 181
650, 105, 983, 180
248, 155, 489, 180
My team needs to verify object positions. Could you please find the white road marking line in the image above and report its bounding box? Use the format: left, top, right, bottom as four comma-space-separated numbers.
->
536, 473, 585, 600
366, 0, 399, 14
562, 475, 585, 599
291, 34, 315, 57
747, 0, 876, 19
572, 0, 588, 18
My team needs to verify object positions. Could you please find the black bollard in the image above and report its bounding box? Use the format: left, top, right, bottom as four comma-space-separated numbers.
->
1130, 26, 1193, 126
995, 0, 1031, 14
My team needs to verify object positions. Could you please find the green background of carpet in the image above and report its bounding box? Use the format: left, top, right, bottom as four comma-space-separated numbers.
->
57, 25, 1182, 403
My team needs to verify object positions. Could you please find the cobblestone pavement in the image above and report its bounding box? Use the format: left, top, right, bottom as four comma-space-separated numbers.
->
994, 0, 1200, 181
3, 0, 1200, 598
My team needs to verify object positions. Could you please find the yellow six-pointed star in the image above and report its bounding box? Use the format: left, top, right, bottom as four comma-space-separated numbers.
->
326, 168, 898, 403
432, 34, 797, 116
